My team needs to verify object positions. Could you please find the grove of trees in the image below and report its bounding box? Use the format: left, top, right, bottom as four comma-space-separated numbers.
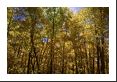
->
7, 7, 109, 74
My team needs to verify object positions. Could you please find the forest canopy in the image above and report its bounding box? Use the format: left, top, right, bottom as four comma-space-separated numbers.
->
7, 7, 109, 74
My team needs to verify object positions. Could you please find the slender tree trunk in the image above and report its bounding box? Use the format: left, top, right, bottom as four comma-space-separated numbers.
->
61, 42, 65, 74
49, 8, 55, 73
72, 41, 78, 74
27, 18, 39, 73
100, 36, 105, 73
96, 42, 100, 74
99, 8, 105, 74
75, 49, 78, 74
84, 41, 89, 73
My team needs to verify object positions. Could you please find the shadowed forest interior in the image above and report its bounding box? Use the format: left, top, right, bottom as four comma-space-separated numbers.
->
7, 7, 109, 74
